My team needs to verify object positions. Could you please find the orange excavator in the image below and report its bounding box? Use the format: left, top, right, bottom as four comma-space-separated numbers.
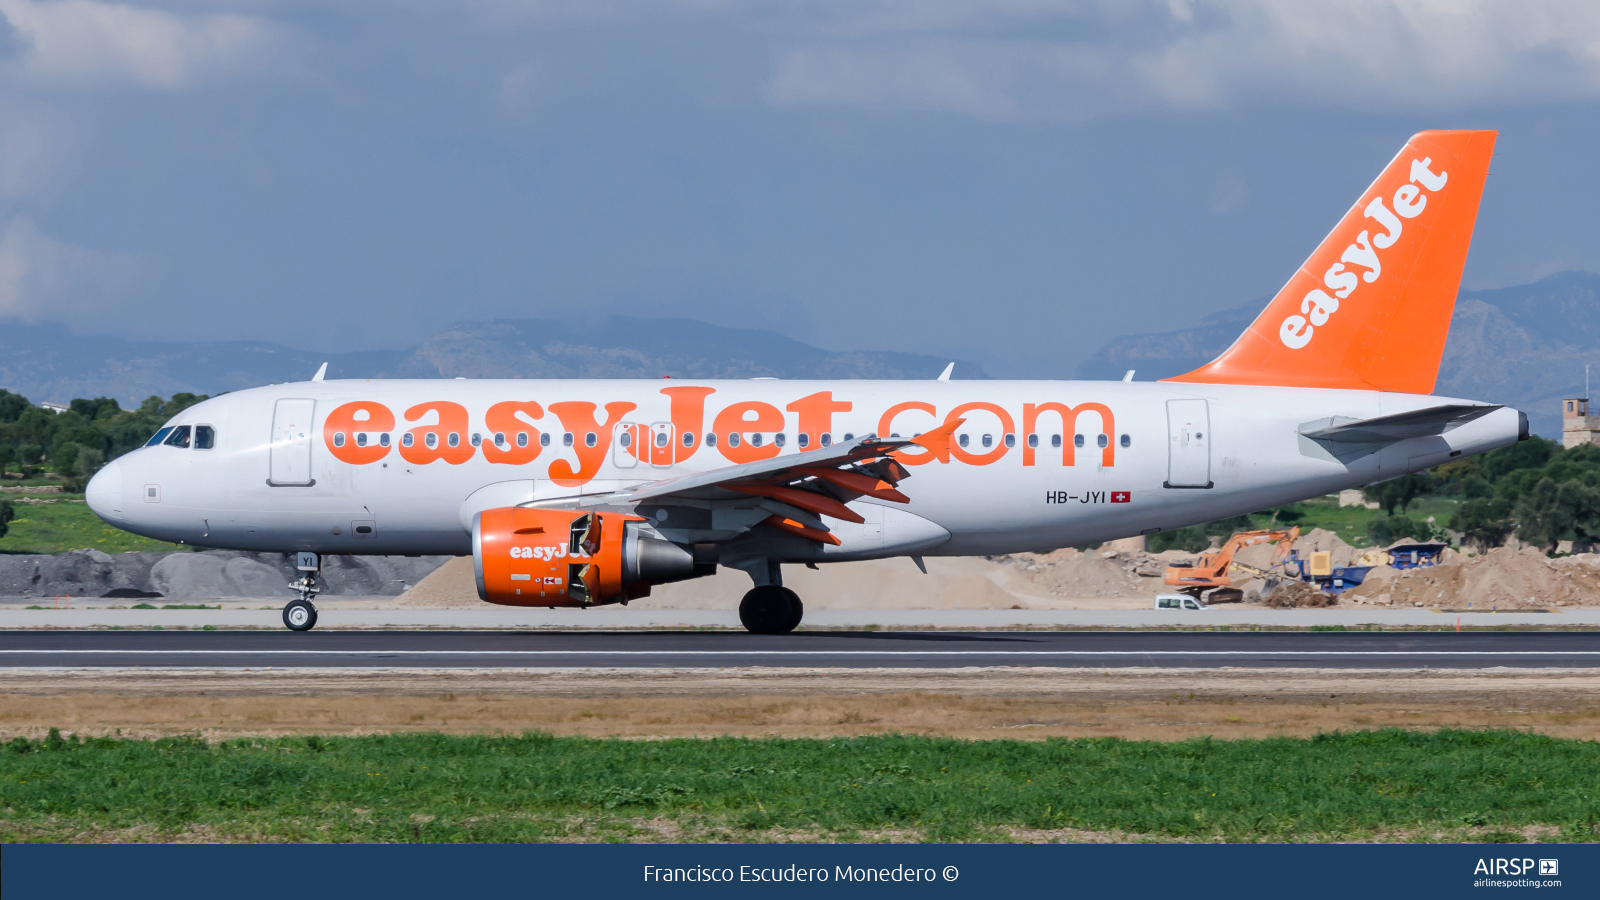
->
1163, 527, 1300, 603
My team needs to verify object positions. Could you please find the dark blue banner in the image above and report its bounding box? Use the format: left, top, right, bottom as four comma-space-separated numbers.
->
3, 844, 1595, 899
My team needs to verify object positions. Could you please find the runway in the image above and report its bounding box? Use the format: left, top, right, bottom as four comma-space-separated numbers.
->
1, 630, 1597, 668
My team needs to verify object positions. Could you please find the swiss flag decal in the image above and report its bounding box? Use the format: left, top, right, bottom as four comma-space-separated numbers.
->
1111, 491, 1131, 503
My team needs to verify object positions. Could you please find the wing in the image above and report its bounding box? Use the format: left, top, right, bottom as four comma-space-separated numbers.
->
525, 419, 962, 546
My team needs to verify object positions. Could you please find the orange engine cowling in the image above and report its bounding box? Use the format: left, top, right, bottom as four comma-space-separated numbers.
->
473, 507, 703, 607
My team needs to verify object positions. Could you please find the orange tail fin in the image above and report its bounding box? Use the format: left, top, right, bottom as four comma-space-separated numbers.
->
1165, 130, 1496, 394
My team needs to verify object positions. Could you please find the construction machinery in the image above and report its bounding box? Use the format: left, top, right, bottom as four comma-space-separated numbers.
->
1163, 527, 1301, 603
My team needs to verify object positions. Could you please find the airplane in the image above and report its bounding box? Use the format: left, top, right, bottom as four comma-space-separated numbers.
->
84, 129, 1523, 633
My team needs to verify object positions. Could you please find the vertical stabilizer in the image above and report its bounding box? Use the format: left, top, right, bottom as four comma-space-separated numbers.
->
1166, 130, 1496, 393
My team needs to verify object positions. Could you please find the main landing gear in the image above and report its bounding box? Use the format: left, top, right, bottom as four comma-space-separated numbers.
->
283, 551, 321, 632
739, 586, 804, 634
737, 560, 804, 634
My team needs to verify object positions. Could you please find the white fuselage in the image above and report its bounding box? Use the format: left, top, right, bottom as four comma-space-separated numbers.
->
84, 378, 1523, 562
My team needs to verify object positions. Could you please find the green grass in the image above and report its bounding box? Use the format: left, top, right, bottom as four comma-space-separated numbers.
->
0, 494, 189, 555
2, 730, 1596, 843
1286, 495, 1461, 547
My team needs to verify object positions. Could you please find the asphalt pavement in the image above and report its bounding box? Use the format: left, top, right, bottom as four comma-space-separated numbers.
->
0, 629, 1596, 669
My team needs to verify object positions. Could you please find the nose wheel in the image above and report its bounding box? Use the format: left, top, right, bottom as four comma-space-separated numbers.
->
283, 552, 322, 631
283, 597, 318, 631
739, 585, 803, 634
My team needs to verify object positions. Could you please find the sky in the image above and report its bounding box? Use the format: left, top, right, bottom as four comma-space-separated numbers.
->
2, 0, 1600, 378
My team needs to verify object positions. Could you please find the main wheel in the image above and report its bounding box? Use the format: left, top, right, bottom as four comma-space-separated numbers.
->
739, 585, 797, 635
283, 598, 318, 631
780, 587, 804, 632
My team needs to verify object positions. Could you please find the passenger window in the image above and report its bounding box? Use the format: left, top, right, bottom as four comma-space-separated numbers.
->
705, 433, 717, 448
425, 433, 438, 449
194, 425, 215, 449
1051, 434, 1062, 448
1027, 434, 1038, 448
402, 433, 415, 447
380, 433, 390, 447
448, 433, 460, 448
563, 433, 574, 447
774, 433, 786, 447
1097, 434, 1108, 448
164, 426, 192, 448
540, 433, 550, 447
1004, 434, 1015, 448
494, 432, 506, 446
981, 434, 992, 448
145, 426, 175, 447
355, 432, 367, 447
728, 433, 740, 448
1120, 434, 1131, 448
682, 432, 693, 447
820, 433, 832, 447
798, 433, 809, 449
620, 432, 632, 448
585, 432, 596, 447
333, 432, 346, 448
958, 434, 969, 448
1073, 434, 1084, 448
655, 431, 667, 448
517, 433, 528, 448
843, 433, 854, 442
750, 433, 763, 447
470, 433, 482, 447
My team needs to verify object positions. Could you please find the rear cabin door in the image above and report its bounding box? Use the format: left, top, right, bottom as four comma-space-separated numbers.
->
269, 399, 316, 486
1165, 399, 1211, 488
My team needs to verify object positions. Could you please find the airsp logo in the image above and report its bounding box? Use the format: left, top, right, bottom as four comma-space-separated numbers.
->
1539, 859, 1559, 876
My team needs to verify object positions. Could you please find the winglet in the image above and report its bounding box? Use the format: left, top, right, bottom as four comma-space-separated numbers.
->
936, 362, 954, 382
894, 417, 963, 465
311, 362, 328, 383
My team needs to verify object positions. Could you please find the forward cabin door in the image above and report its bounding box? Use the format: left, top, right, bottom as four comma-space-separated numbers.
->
269, 399, 316, 486
1165, 399, 1211, 488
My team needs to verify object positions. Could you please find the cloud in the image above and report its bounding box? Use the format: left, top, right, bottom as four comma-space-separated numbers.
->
0, 0, 283, 89
764, 0, 1600, 120
0, 105, 72, 197
0, 215, 138, 319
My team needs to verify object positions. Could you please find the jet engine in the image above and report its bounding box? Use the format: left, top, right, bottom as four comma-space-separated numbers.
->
473, 507, 706, 607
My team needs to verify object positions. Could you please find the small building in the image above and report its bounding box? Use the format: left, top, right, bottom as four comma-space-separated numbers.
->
1562, 398, 1600, 449
39, 402, 68, 415
1338, 489, 1379, 509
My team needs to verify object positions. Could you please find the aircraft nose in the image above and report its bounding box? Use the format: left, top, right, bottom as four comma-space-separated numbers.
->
86, 460, 124, 521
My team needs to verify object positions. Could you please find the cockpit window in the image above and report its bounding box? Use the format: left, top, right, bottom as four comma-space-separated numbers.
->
163, 425, 192, 448
194, 425, 215, 450
144, 427, 175, 447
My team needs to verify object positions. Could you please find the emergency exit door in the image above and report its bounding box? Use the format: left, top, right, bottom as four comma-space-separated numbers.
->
1165, 399, 1211, 488
269, 399, 316, 486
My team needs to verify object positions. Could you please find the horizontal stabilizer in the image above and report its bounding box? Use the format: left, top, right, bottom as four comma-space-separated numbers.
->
1299, 404, 1500, 444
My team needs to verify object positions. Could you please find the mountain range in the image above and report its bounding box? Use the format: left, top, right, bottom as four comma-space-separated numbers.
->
5, 272, 1594, 439
1076, 270, 1600, 438
0, 317, 984, 408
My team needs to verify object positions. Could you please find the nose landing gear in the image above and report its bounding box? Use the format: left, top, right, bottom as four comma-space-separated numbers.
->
283, 551, 321, 632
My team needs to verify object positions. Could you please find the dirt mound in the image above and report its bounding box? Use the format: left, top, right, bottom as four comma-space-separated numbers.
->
992, 548, 1160, 598
1291, 527, 1358, 568
392, 557, 482, 608
1264, 580, 1337, 608
1343, 547, 1600, 608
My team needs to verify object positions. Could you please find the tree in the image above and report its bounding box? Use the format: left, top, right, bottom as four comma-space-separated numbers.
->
0, 498, 12, 539
1365, 473, 1435, 515
1452, 497, 1516, 549
1512, 478, 1600, 549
